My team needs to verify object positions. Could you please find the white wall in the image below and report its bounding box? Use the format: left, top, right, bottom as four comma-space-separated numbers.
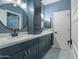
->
71, 0, 78, 59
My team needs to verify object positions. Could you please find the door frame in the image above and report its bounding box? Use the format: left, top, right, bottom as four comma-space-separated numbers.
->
52, 10, 71, 49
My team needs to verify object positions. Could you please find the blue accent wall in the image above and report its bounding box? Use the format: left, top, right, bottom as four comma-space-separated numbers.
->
43, 0, 71, 17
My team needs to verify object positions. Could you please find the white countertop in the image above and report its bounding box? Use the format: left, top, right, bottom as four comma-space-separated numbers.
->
0, 29, 53, 49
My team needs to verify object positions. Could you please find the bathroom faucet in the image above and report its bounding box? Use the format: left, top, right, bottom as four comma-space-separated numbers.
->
11, 28, 19, 37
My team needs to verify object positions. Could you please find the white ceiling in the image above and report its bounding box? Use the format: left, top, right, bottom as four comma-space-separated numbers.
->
42, 0, 60, 5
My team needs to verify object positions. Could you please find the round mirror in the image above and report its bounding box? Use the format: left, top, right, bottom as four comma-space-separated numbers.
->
0, 0, 27, 33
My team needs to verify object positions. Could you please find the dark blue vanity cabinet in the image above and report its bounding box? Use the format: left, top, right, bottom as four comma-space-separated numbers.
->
0, 33, 53, 59
38, 34, 52, 59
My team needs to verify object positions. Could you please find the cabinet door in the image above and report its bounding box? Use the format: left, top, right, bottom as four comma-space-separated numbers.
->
39, 36, 47, 51
23, 50, 30, 59
23, 39, 38, 59
0, 52, 23, 59
38, 36, 47, 59
7, 51, 24, 59
46, 35, 52, 49
28, 43, 38, 59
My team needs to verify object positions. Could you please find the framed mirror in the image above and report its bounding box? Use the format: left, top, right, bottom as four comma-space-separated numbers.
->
0, 0, 28, 34
41, 4, 52, 30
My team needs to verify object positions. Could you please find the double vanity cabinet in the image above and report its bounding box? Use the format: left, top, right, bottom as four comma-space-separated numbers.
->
0, 33, 53, 59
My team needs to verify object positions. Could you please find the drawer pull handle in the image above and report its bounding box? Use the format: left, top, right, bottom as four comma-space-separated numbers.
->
25, 50, 28, 56
27, 49, 31, 55
24, 49, 30, 56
